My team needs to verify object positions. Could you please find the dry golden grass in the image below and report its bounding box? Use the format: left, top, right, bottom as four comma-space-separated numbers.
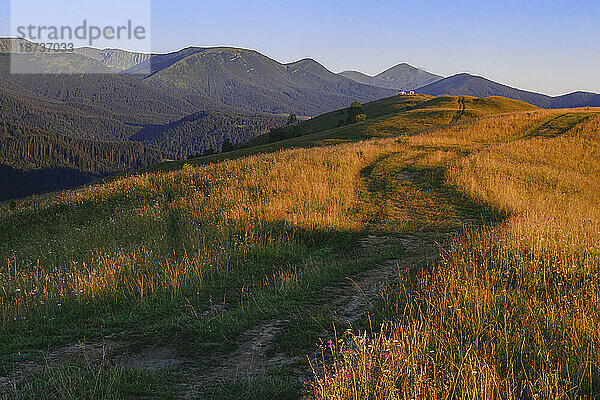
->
312, 111, 600, 399
2, 103, 599, 398
0, 139, 400, 322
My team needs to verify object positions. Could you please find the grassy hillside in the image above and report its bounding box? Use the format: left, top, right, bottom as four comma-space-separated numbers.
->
241, 94, 537, 150
1, 97, 598, 399
138, 95, 537, 176
313, 109, 600, 400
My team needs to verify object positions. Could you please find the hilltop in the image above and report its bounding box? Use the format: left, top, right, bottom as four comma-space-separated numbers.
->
150, 94, 538, 173
237, 94, 537, 152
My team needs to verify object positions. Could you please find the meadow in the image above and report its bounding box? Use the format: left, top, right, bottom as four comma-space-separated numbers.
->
0, 95, 598, 399
312, 110, 600, 399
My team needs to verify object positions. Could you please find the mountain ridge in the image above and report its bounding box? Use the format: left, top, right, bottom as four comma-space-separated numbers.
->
417, 73, 600, 108
124, 47, 396, 116
340, 63, 442, 90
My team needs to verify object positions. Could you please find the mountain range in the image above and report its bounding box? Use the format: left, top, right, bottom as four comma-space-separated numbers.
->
1, 37, 599, 200
123, 48, 396, 116
416, 73, 600, 109
339, 63, 442, 90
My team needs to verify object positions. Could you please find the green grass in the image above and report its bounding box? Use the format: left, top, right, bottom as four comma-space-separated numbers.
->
200, 367, 303, 400
143, 94, 537, 174
3, 96, 593, 399
1, 362, 180, 400
242, 94, 434, 147
524, 112, 596, 138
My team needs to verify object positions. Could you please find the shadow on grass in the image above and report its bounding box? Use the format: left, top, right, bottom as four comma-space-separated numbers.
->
1, 149, 512, 400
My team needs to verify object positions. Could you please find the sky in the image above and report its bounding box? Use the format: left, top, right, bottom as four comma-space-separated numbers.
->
1, 0, 599, 96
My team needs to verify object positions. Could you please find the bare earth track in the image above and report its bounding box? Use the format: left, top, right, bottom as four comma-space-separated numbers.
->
1, 139, 503, 400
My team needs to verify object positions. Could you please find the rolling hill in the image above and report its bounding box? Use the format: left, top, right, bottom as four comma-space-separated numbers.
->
244, 94, 538, 151
160, 94, 539, 171
417, 73, 600, 108
2, 88, 597, 398
340, 63, 442, 90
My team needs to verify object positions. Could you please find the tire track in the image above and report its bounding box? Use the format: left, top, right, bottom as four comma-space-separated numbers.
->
450, 96, 466, 124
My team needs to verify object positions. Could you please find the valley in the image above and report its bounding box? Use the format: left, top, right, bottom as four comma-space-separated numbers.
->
1, 38, 600, 202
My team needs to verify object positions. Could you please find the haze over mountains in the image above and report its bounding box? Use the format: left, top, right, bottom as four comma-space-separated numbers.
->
1, 37, 599, 200
339, 63, 442, 91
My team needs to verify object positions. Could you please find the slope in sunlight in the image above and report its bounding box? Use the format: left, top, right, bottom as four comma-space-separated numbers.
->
244, 94, 538, 150
2, 102, 598, 399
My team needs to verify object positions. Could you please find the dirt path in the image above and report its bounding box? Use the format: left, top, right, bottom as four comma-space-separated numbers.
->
329, 234, 438, 325
450, 96, 466, 124
181, 233, 440, 396
0, 237, 444, 398
1, 149, 477, 398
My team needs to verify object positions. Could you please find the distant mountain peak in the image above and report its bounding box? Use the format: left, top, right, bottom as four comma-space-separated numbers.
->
287, 57, 320, 65
379, 63, 418, 72
339, 63, 442, 91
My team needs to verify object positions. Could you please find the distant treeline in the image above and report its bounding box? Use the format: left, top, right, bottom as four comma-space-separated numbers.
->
0, 121, 167, 173
132, 111, 284, 158
268, 104, 364, 143
0, 120, 168, 200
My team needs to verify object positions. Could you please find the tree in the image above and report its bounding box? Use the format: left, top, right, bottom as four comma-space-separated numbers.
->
286, 114, 298, 126
356, 114, 367, 123
221, 138, 235, 153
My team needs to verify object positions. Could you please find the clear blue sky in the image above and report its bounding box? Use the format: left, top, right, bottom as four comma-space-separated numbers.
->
2, 0, 599, 95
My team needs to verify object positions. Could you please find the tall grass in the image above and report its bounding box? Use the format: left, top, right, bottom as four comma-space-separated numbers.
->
0, 140, 397, 322
311, 112, 600, 398
2, 104, 599, 397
